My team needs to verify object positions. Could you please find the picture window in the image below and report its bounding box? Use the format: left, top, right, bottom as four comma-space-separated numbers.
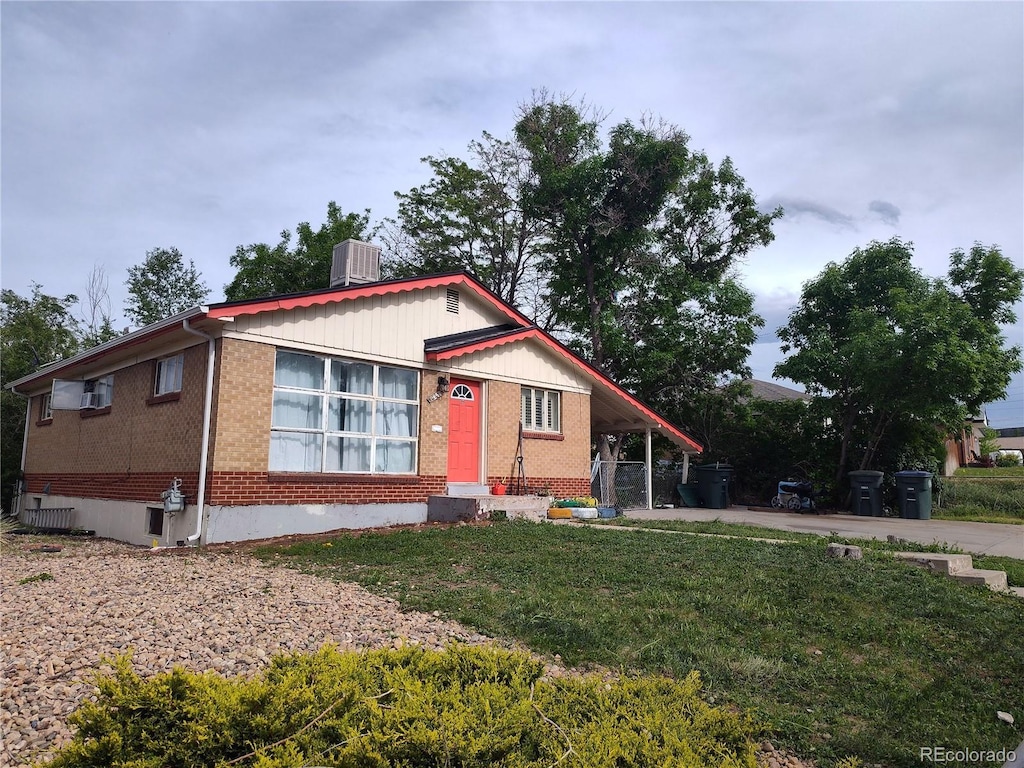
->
270, 350, 419, 474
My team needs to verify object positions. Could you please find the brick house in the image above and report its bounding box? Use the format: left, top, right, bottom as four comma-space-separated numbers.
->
8, 247, 700, 545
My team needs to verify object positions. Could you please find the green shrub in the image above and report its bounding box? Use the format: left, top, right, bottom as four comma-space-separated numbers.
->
996, 452, 1022, 468
45, 644, 757, 768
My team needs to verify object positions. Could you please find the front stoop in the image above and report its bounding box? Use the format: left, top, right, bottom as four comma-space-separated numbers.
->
427, 495, 553, 523
446, 483, 491, 497
893, 552, 1014, 595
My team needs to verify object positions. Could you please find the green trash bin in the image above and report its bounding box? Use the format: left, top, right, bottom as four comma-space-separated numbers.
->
848, 470, 884, 517
895, 471, 933, 520
676, 483, 701, 508
694, 464, 733, 509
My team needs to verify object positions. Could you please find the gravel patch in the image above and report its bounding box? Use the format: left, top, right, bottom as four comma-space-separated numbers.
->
1, 536, 492, 766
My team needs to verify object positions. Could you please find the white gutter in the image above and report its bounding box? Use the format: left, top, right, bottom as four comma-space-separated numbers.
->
182, 317, 216, 544
6, 306, 206, 393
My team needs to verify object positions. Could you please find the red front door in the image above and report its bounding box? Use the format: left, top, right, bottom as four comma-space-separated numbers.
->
447, 379, 481, 482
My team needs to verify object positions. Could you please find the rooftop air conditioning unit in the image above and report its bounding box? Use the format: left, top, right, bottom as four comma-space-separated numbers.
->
330, 239, 381, 288
80, 392, 99, 409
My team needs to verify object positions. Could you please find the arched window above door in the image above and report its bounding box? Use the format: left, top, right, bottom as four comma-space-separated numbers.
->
451, 383, 474, 400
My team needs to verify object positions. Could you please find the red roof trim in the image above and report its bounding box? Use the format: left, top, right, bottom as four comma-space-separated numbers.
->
206, 272, 534, 327
427, 327, 702, 452
426, 328, 537, 361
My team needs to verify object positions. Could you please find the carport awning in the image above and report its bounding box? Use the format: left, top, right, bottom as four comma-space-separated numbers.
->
424, 326, 703, 454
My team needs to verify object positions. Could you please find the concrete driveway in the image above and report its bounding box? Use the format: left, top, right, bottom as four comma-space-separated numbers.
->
624, 507, 1024, 559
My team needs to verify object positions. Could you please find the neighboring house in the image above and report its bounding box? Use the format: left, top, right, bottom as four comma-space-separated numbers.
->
995, 427, 1024, 462
8, 242, 701, 545
943, 414, 988, 476
740, 379, 810, 403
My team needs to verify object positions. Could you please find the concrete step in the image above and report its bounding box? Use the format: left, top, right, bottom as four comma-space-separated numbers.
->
894, 552, 1016, 595
953, 568, 1009, 592
892, 552, 974, 575
446, 483, 491, 497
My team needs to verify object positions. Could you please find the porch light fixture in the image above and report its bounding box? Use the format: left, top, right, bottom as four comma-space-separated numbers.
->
426, 375, 450, 404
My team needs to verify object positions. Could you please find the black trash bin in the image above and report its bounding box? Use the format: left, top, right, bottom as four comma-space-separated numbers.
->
895, 471, 933, 520
694, 464, 733, 509
848, 470, 884, 517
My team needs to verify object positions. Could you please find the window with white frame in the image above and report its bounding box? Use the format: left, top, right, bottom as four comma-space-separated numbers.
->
154, 354, 184, 396
521, 387, 560, 433
40, 393, 53, 421
269, 350, 419, 474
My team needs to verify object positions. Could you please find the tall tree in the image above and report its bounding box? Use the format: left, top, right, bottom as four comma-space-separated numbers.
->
775, 237, 1023, 489
124, 247, 209, 327
514, 95, 780, 461
382, 133, 551, 324
79, 264, 119, 348
225, 202, 370, 301
0, 286, 81, 513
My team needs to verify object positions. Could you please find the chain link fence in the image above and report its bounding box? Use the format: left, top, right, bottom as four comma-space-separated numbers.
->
590, 461, 649, 509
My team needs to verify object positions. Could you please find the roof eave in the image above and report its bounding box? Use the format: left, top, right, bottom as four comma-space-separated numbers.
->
6, 306, 208, 392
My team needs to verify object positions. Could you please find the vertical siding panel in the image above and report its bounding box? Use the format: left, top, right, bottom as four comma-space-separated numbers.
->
224, 289, 522, 366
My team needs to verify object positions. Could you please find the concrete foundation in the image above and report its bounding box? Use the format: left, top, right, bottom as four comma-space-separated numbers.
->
204, 503, 427, 543
16, 493, 428, 546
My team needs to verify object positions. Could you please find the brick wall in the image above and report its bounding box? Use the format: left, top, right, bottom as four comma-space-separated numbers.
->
418, 370, 449, 477
485, 380, 591, 495
207, 337, 274, 473
23, 471, 200, 504
207, 472, 447, 505
23, 337, 593, 508
23, 343, 207, 501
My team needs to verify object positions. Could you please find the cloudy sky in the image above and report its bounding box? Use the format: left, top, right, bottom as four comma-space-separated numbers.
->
2, 1, 1022, 427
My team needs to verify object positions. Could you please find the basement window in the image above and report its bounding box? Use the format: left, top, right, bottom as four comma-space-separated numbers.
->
146, 507, 164, 536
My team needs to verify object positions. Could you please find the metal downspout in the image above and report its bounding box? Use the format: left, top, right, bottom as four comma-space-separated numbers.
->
182, 319, 215, 544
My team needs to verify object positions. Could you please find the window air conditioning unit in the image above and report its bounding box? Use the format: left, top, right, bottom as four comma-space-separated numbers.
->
80, 392, 99, 409
330, 239, 381, 287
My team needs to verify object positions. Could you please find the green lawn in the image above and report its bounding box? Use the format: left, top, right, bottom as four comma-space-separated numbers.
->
596, 518, 1024, 586
257, 522, 1024, 768
954, 466, 1024, 478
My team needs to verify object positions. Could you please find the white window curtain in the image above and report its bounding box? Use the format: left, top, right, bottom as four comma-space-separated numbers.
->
270, 351, 418, 474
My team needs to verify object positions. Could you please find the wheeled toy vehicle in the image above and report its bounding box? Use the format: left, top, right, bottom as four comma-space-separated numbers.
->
771, 480, 816, 512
